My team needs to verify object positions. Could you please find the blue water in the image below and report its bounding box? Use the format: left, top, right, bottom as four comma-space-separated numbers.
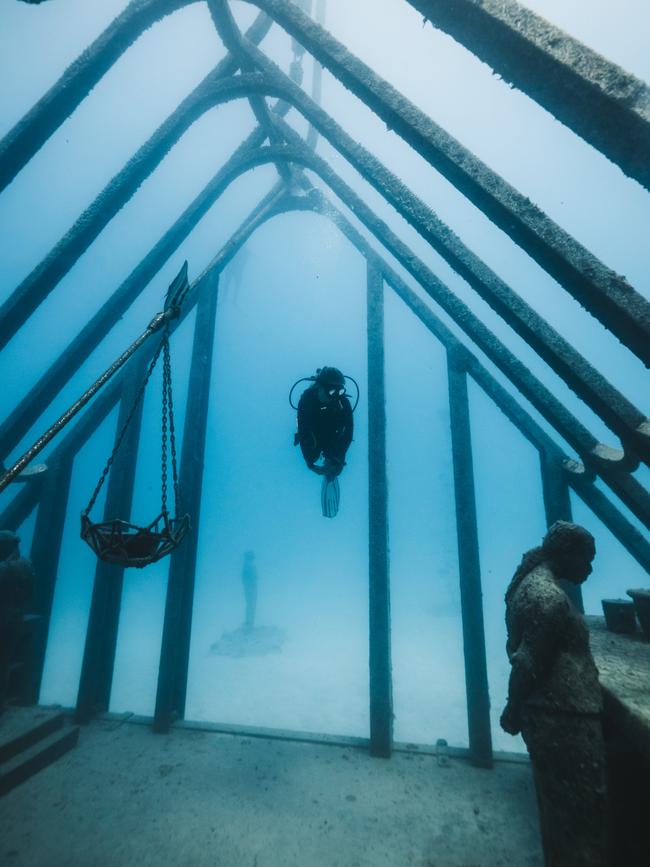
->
1, 0, 648, 754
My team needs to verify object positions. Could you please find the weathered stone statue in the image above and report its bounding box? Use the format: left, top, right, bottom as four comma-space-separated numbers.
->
500, 520, 608, 867
0, 531, 35, 711
242, 550, 258, 631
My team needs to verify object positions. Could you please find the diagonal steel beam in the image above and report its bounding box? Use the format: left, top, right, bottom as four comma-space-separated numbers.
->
235, 0, 650, 365
233, 43, 650, 465
300, 183, 650, 530
0, 124, 272, 460
0, 71, 277, 351
408, 0, 650, 192
0, 182, 288, 531
205, 0, 292, 182
0, 1, 272, 193
4, 57, 647, 466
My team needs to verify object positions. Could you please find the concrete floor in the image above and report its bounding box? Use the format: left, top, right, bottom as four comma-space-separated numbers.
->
1, 716, 543, 867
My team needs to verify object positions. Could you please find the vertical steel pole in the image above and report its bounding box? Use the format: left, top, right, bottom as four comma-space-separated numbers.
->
540, 452, 583, 611
447, 348, 492, 768
367, 261, 392, 758
25, 454, 74, 704
154, 271, 220, 732
75, 353, 148, 723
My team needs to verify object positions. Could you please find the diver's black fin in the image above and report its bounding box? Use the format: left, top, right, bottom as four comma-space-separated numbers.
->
321, 476, 340, 518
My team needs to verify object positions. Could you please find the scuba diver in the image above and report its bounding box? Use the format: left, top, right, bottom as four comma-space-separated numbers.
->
290, 367, 358, 518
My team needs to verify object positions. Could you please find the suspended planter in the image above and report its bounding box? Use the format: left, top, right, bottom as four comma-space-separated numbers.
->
81, 263, 191, 569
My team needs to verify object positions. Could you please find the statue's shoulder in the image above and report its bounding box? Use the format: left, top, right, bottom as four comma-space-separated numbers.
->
518, 564, 567, 611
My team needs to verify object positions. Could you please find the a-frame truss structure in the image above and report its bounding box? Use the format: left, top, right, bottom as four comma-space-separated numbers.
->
1, 0, 648, 767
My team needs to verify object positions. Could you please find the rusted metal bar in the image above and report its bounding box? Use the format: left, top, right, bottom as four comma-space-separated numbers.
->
447, 350, 493, 768
0, 1, 272, 193
540, 452, 583, 611
25, 454, 74, 703
238, 0, 650, 364
0, 124, 272, 461
75, 352, 149, 724
409, 0, 650, 192
154, 270, 220, 733
367, 261, 392, 758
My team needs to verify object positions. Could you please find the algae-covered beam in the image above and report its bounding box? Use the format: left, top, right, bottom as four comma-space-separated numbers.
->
301, 177, 650, 531
244, 49, 650, 465
409, 0, 650, 192
249, 138, 635, 478
311, 189, 650, 570
75, 354, 149, 724
154, 270, 221, 733
0, 124, 273, 461
366, 262, 393, 758
205, 0, 291, 182
237, 0, 650, 364
0, 70, 276, 352
0, 1, 273, 193
447, 350, 493, 767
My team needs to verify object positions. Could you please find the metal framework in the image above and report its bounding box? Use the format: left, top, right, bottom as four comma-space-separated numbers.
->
1, 0, 648, 767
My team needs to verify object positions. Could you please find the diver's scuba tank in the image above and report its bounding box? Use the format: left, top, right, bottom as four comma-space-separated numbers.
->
288, 367, 359, 410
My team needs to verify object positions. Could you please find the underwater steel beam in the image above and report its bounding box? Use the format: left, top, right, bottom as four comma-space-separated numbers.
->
0, 124, 274, 461
241, 53, 650, 465
0, 2, 273, 194
25, 454, 74, 704
305, 190, 650, 571
447, 351, 493, 768
4, 55, 648, 468
242, 140, 640, 481
540, 453, 583, 611
154, 270, 220, 733
409, 0, 650, 193
75, 353, 149, 724
237, 0, 650, 365
0, 382, 123, 533
367, 262, 393, 758
216, 137, 649, 525
0, 69, 283, 352
205, 0, 292, 183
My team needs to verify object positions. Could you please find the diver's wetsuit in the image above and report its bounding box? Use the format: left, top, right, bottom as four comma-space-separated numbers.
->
296, 385, 353, 474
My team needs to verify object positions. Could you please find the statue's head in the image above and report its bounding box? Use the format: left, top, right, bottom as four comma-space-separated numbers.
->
542, 521, 595, 584
0, 530, 20, 561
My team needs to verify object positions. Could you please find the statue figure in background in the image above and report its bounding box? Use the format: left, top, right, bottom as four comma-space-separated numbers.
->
0, 531, 35, 712
500, 521, 609, 867
242, 550, 258, 631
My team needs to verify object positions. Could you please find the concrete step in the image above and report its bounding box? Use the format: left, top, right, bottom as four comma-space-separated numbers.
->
0, 706, 64, 763
0, 722, 79, 797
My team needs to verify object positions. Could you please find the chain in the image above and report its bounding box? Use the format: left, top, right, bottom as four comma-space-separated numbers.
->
83, 336, 165, 517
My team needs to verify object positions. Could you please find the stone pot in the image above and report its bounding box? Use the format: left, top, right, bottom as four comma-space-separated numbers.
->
601, 599, 637, 634
626, 589, 650, 639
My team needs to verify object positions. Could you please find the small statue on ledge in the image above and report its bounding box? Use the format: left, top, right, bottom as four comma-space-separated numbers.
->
500, 520, 609, 867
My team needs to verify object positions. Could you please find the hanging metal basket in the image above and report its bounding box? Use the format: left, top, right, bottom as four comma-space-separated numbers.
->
81, 511, 189, 569
81, 263, 191, 569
